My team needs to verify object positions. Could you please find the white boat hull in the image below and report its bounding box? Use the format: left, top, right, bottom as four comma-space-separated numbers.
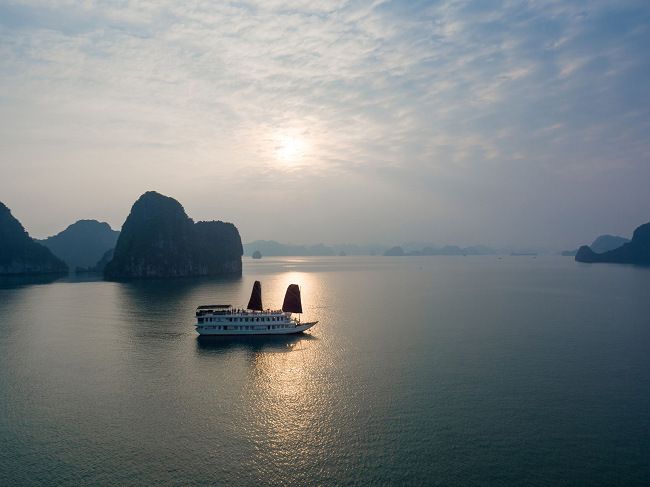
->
196, 321, 317, 336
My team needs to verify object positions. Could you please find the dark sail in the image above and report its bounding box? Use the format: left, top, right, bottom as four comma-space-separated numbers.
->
282, 284, 302, 313
247, 280, 263, 311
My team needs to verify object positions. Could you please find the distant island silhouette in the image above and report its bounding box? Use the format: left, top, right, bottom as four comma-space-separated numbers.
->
0, 201, 68, 275
242, 240, 388, 256
384, 246, 405, 256
576, 223, 650, 265
94, 248, 115, 273
103, 191, 243, 279
244, 240, 336, 256
36, 219, 119, 272
562, 234, 630, 257
243, 240, 553, 257
252, 250, 262, 259
425, 245, 497, 255
589, 235, 631, 254
561, 249, 579, 257
387, 245, 500, 256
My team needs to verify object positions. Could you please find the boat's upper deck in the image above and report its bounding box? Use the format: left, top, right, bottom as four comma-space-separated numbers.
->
196, 306, 289, 317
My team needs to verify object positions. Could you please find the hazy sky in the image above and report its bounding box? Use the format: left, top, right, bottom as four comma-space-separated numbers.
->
1, 0, 649, 249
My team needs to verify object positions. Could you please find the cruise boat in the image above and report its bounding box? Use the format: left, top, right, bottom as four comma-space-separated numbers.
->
195, 281, 317, 336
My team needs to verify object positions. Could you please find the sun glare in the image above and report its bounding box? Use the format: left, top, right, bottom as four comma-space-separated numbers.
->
275, 135, 308, 164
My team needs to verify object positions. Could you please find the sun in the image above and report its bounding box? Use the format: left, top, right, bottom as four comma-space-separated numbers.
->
275, 135, 308, 164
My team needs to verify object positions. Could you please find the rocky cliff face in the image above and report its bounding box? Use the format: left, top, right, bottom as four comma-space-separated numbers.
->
0, 202, 68, 275
103, 192, 242, 278
194, 220, 243, 275
576, 222, 650, 265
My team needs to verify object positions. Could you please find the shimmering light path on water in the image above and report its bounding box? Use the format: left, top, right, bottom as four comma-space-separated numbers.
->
1, 257, 649, 485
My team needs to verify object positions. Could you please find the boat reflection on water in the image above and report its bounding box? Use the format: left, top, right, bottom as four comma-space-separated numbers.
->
195, 333, 317, 355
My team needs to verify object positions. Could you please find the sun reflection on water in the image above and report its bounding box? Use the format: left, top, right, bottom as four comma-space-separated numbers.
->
195, 267, 339, 478
242, 337, 337, 471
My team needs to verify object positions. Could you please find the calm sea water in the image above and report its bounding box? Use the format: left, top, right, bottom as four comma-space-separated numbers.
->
1, 256, 649, 486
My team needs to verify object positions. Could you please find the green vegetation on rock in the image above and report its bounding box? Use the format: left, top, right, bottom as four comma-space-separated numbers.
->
0, 202, 68, 275
103, 191, 243, 278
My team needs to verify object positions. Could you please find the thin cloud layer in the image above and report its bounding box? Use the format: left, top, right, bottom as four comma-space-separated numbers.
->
1, 0, 649, 247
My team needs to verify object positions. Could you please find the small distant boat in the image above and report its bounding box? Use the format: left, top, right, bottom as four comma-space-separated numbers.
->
194, 281, 317, 336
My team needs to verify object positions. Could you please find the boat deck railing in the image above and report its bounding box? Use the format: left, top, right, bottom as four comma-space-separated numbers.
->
196, 308, 288, 317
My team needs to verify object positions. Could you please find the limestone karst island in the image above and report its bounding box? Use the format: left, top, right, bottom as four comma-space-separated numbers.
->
103, 191, 243, 279
0, 202, 68, 275
575, 222, 650, 266
0, 192, 243, 279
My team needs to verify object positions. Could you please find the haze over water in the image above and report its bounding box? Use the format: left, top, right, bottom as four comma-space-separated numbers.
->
1, 256, 649, 485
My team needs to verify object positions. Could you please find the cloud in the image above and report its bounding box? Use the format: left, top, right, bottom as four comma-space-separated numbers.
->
0, 0, 649, 247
